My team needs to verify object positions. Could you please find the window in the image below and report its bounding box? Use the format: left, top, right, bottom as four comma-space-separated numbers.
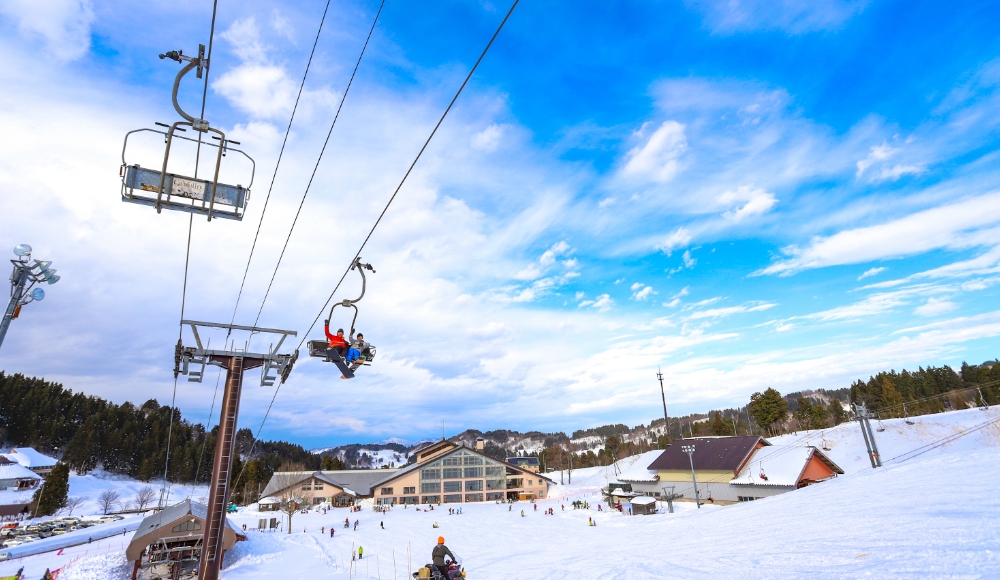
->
403, 486, 415, 495
401, 496, 419, 505
486, 492, 505, 501
443, 494, 463, 503
421, 496, 440, 504
312, 497, 324, 505
463, 467, 483, 478
421, 468, 441, 480
507, 478, 523, 489
380, 487, 394, 496
464, 493, 483, 502
485, 465, 504, 477
463, 455, 483, 466
314, 482, 324, 490
443, 481, 462, 493
421, 482, 441, 493
442, 467, 462, 479
301, 482, 312, 490
443, 457, 462, 466
465, 480, 483, 492
486, 478, 506, 490
377, 497, 396, 505
738, 496, 760, 502
527, 480, 533, 486
171, 520, 202, 533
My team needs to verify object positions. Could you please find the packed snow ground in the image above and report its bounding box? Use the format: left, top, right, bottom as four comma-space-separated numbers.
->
2, 407, 998, 579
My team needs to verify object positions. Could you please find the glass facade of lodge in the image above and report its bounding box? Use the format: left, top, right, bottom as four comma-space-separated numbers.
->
376, 449, 542, 505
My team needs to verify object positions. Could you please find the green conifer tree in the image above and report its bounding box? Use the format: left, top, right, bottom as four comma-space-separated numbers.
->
31, 462, 69, 517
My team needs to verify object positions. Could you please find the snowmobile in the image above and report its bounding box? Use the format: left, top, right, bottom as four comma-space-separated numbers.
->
412, 559, 466, 579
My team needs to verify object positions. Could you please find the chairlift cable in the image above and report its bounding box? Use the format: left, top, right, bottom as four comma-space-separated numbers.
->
250, 0, 386, 331
162, 0, 220, 509
226, 0, 337, 337
235, 0, 520, 491
293, 0, 521, 354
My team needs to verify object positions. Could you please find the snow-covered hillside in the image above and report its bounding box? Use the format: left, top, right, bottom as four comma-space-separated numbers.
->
3, 407, 996, 579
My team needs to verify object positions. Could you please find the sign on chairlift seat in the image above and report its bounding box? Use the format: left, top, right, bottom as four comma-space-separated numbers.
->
122, 165, 248, 220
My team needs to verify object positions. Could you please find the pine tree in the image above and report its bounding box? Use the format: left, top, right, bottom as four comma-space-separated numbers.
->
748, 388, 788, 434
829, 399, 847, 425
31, 462, 69, 517
710, 412, 733, 436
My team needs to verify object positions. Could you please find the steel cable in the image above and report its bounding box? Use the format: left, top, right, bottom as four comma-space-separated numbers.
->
234, 0, 521, 493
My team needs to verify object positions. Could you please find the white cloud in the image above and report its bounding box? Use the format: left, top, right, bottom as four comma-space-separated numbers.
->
631, 283, 656, 301
0, 0, 94, 61
855, 141, 924, 182
598, 197, 617, 209
858, 267, 885, 280
682, 249, 697, 269
579, 294, 614, 312
686, 302, 776, 320
656, 227, 692, 255
915, 297, 958, 317
757, 192, 1000, 276
472, 124, 505, 152
685, 0, 870, 34
271, 9, 295, 41
621, 121, 688, 183
719, 185, 777, 222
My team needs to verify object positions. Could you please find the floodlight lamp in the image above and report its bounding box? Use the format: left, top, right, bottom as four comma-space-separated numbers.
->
30, 288, 45, 301
47, 275, 61, 285
42, 268, 57, 280
34, 260, 52, 273
13, 244, 31, 257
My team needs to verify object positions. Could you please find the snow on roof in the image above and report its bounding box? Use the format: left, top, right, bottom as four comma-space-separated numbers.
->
0, 462, 42, 481
631, 496, 656, 505
615, 450, 663, 482
4, 448, 57, 469
134, 499, 241, 538
258, 497, 280, 504
731, 446, 840, 487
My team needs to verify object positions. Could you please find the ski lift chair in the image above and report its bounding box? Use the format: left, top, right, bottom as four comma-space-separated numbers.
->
307, 258, 376, 378
120, 45, 255, 221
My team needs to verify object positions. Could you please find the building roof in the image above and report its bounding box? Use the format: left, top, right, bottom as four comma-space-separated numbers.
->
647, 436, 769, 473
0, 461, 42, 482
3, 448, 58, 469
261, 469, 393, 498
730, 446, 844, 487
134, 499, 241, 539
631, 496, 657, 506
258, 496, 280, 505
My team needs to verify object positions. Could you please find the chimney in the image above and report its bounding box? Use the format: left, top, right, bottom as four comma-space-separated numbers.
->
475, 437, 485, 451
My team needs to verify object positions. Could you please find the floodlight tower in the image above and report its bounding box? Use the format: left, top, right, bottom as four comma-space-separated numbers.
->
0, 244, 61, 350
680, 444, 701, 509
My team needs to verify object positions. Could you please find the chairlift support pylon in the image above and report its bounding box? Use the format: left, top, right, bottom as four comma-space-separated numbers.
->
120, 45, 255, 221
172, 319, 297, 580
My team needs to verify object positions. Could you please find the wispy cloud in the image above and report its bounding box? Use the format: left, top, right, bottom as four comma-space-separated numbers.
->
684, 0, 870, 34
719, 185, 778, 222
858, 267, 885, 280
631, 282, 656, 301
686, 301, 776, 320
621, 121, 688, 183
579, 293, 614, 312
756, 192, 1000, 276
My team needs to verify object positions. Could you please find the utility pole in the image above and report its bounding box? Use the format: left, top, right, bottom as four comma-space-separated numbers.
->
661, 485, 681, 513
853, 403, 882, 468
657, 368, 670, 445
1, 244, 60, 350
680, 444, 701, 508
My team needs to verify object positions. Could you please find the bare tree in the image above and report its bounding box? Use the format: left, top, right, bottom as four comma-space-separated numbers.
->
270, 473, 307, 535
97, 489, 121, 515
135, 486, 156, 511
63, 496, 86, 516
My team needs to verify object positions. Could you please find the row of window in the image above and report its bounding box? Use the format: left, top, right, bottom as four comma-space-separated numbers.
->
380, 486, 416, 496
301, 480, 324, 491
421, 467, 486, 480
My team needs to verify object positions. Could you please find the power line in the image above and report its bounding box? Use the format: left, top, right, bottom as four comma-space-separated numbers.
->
226, 0, 337, 335
235, 0, 521, 491
251, 0, 387, 329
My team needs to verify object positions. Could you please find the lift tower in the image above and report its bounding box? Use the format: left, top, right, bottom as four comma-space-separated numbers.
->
175, 320, 297, 580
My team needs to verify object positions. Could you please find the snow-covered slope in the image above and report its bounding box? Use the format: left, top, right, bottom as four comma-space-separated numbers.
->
4, 407, 997, 579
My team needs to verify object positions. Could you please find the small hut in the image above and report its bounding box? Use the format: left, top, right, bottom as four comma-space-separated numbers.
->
630, 496, 657, 515
126, 499, 245, 580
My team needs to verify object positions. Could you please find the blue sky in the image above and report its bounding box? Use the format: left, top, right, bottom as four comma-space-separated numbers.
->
3, 0, 1000, 449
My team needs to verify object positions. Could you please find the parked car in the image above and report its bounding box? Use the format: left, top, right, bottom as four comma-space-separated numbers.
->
18, 535, 39, 542
1, 540, 23, 548
51, 529, 67, 535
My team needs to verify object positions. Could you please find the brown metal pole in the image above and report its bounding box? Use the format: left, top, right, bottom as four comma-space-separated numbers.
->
198, 355, 263, 580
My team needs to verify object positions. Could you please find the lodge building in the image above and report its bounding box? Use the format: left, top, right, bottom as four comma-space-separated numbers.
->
260, 439, 553, 507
